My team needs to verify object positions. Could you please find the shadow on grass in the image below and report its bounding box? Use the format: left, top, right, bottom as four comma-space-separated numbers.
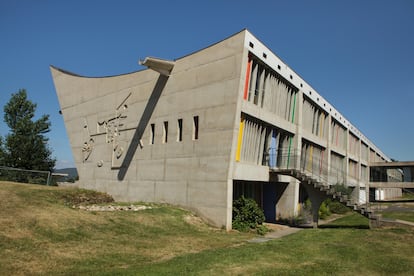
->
318, 224, 370, 229
317, 213, 370, 229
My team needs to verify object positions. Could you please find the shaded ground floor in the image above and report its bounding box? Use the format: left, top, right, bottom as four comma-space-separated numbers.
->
233, 178, 304, 223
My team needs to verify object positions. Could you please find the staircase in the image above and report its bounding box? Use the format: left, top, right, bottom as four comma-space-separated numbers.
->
271, 168, 381, 226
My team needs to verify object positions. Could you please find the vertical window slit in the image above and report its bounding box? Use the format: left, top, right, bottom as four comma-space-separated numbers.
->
150, 123, 155, 144
193, 116, 199, 140
163, 121, 168, 143
177, 118, 183, 142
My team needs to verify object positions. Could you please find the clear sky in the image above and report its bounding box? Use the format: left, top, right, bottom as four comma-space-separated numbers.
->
1, 0, 413, 169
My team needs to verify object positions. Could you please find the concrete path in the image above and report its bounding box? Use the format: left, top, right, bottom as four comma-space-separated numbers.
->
380, 218, 414, 227
248, 215, 344, 243
248, 224, 302, 243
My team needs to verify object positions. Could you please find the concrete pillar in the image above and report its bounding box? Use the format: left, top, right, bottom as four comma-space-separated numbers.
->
302, 181, 327, 228
345, 129, 350, 186
293, 90, 303, 169
275, 176, 300, 220
356, 138, 362, 204
327, 114, 332, 183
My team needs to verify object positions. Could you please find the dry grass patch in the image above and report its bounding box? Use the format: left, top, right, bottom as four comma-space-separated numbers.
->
0, 181, 252, 275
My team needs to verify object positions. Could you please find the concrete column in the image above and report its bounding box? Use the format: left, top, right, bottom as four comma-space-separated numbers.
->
356, 138, 362, 204
345, 129, 350, 186
226, 178, 233, 231
293, 90, 303, 169
327, 114, 332, 183
302, 181, 327, 228
275, 176, 300, 219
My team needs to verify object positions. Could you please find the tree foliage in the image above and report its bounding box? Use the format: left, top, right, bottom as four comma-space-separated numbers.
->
0, 89, 55, 171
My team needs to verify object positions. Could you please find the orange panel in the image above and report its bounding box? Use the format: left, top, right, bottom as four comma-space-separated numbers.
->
243, 58, 252, 100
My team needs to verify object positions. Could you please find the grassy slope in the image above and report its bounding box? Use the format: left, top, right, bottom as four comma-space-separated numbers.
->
0, 182, 252, 275
1, 181, 414, 275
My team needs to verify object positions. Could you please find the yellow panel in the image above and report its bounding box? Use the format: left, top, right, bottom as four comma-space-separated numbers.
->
319, 113, 324, 138
235, 118, 245, 161
307, 145, 313, 171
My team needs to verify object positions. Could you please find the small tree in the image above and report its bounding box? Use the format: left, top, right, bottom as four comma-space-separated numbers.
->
0, 136, 4, 165
1, 89, 55, 172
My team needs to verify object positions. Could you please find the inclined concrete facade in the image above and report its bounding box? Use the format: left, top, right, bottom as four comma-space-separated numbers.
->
52, 29, 398, 230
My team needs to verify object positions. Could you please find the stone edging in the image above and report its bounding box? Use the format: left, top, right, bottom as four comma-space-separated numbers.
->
75, 204, 152, 212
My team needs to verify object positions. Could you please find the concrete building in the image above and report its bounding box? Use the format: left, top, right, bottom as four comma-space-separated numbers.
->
51, 29, 400, 230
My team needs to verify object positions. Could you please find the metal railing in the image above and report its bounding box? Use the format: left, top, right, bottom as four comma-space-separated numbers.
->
0, 166, 52, 186
266, 149, 348, 186
265, 148, 367, 207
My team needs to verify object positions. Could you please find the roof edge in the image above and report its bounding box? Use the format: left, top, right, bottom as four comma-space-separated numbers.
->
49, 64, 146, 79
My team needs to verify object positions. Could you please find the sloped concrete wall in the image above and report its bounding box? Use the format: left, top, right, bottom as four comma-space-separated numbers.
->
51, 31, 247, 229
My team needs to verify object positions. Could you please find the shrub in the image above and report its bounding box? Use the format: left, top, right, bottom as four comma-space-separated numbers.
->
319, 199, 331, 219
328, 200, 350, 214
232, 196, 266, 234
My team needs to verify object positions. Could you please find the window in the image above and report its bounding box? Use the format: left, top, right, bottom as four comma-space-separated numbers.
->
149, 123, 155, 144
163, 121, 168, 143
193, 116, 199, 140
177, 118, 183, 142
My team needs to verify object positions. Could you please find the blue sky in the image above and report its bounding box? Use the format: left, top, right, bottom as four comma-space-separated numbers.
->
1, 0, 413, 169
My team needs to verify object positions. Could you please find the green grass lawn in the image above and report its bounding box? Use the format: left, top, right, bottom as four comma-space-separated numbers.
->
380, 208, 414, 223
372, 202, 414, 223
1, 181, 413, 275
381, 212, 414, 222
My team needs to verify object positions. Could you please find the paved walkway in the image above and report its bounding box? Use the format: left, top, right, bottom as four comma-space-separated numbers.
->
380, 218, 414, 227
248, 215, 348, 243
248, 223, 302, 243
248, 214, 414, 243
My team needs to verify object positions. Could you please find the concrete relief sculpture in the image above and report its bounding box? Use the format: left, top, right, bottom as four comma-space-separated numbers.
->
82, 119, 94, 162
82, 92, 132, 168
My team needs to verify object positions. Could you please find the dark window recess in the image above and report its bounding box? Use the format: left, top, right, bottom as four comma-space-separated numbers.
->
262, 53, 267, 59
177, 118, 183, 142
249, 42, 254, 48
150, 123, 155, 144
193, 116, 199, 140
163, 121, 168, 143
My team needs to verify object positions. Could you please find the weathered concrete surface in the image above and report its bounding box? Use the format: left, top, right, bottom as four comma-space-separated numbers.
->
52, 30, 248, 230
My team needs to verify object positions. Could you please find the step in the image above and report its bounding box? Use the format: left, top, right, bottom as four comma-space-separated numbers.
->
319, 186, 330, 192
339, 196, 348, 203
327, 188, 336, 195
367, 212, 377, 219
346, 200, 355, 207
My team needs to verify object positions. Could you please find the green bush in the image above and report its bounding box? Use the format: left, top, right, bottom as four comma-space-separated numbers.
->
318, 200, 331, 219
232, 196, 266, 234
328, 200, 350, 214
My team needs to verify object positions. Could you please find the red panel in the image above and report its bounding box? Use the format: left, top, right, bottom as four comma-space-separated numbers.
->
243, 58, 252, 100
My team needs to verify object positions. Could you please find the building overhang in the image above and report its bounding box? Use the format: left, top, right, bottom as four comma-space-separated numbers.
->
139, 57, 175, 76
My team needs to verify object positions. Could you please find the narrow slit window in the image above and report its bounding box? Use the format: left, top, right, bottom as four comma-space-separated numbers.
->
163, 121, 168, 143
150, 123, 155, 144
193, 116, 199, 140
177, 118, 183, 142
